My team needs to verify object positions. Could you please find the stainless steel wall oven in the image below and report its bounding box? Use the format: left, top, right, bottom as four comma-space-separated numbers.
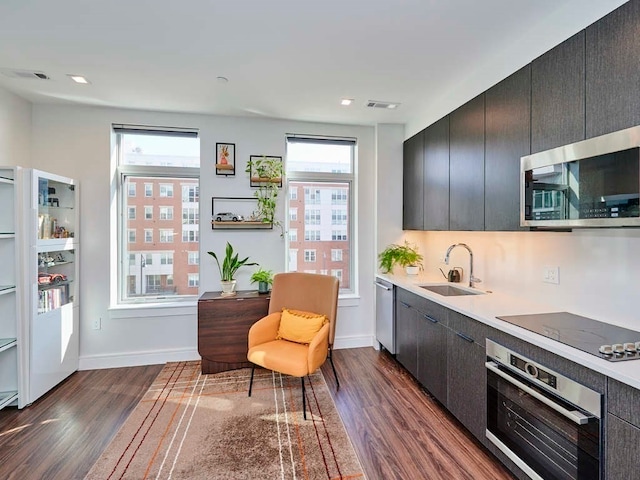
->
486, 340, 602, 480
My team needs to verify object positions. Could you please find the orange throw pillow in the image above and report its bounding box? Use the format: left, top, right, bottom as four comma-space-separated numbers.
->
277, 308, 327, 344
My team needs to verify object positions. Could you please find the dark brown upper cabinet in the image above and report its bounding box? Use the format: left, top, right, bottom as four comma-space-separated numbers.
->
402, 130, 424, 230
449, 94, 485, 231
484, 66, 531, 231
531, 31, 585, 153
423, 116, 450, 231
586, 0, 640, 139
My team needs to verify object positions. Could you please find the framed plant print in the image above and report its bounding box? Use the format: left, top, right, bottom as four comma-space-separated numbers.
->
248, 155, 283, 187
216, 143, 235, 176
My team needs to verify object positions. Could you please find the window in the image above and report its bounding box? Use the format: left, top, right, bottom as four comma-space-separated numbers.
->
286, 136, 355, 294
289, 229, 298, 242
182, 207, 198, 224
304, 209, 321, 225
289, 207, 297, 221
182, 229, 199, 242
331, 209, 347, 225
160, 183, 174, 197
115, 125, 199, 304
188, 251, 199, 265
304, 229, 320, 241
160, 206, 173, 220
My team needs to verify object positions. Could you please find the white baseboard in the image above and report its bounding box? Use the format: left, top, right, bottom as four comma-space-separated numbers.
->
79, 336, 374, 370
79, 347, 200, 370
333, 334, 374, 350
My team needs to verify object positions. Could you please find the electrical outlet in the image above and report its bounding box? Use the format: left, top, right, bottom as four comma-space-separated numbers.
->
543, 266, 560, 285
92, 317, 101, 330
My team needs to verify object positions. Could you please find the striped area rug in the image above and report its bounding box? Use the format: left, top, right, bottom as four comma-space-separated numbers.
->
85, 361, 365, 480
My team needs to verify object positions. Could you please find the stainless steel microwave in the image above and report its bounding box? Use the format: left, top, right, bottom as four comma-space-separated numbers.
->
521, 125, 640, 228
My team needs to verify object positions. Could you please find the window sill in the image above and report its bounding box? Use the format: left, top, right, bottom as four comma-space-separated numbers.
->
338, 294, 360, 308
109, 301, 197, 319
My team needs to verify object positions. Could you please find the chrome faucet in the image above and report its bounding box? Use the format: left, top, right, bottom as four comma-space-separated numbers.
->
444, 243, 482, 288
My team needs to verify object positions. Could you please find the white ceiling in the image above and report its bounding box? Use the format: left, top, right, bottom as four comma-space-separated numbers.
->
0, 0, 628, 136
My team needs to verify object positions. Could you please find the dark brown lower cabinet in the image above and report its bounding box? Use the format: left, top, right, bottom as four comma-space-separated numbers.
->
395, 297, 418, 378
606, 378, 640, 476
197, 290, 270, 374
417, 311, 447, 404
447, 311, 488, 443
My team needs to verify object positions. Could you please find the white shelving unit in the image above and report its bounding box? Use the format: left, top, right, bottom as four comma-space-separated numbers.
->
0, 168, 21, 410
25, 169, 79, 405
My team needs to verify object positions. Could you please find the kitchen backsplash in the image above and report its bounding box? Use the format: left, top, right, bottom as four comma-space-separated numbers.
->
399, 229, 640, 331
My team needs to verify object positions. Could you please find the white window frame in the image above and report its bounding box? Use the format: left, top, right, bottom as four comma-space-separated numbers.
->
188, 251, 199, 265
286, 135, 356, 296
304, 249, 316, 262
160, 206, 173, 220
144, 229, 153, 243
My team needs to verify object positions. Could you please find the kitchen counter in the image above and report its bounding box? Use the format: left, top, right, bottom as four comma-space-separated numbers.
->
377, 272, 640, 390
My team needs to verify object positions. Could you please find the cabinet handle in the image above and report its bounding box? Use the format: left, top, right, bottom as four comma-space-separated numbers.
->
423, 314, 438, 324
400, 302, 410, 309
456, 332, 474, 343
375, 282, 391, 291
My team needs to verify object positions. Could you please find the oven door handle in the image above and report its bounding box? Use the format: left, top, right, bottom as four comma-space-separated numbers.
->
486, 361, 591, 425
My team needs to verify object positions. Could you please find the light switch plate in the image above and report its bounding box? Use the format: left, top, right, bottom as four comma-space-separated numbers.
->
543, 266, 560, 284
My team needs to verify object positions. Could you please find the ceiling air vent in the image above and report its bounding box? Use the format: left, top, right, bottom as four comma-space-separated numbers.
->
366, 100, 400, 109
0, 69, 50, 80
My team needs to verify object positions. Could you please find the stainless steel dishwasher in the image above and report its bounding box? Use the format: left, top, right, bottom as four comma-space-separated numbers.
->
375, 278, 395, 354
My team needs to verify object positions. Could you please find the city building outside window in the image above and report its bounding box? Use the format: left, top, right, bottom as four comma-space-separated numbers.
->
115, 125, 199, 303
286, 136, 355, 294
289, 207, 297, 221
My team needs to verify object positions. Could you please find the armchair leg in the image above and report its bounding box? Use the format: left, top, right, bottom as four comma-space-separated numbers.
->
329, 347, 340, 390
248, 365, 255, 397
301, 376, 307, 420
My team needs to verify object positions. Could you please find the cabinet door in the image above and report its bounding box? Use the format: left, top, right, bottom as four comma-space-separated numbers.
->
485, 66, 530, 231
403, 131, 424, 230
417, 311, 447, 404
606, 414, 640, 477
449, 95, 485, 231
531, 31, 585, 153
423, 116, 450, 231
395, 298, 418, 378
586, 1, 640, 138
447, 330, 487, 442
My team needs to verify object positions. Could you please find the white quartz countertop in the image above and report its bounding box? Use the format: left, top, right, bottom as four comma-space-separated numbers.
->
376, 272, 640, 390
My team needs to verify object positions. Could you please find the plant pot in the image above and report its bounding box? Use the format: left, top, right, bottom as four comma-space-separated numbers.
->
257, 281, 269, 294
220, 280, 237, 296
405, 265, 420, 275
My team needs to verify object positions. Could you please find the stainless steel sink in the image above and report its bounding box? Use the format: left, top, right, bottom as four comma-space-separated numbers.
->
419, 284, 485, 296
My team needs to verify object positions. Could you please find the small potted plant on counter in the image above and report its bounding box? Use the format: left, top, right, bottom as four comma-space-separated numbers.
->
250, 267, 274, 293
378, 241, 423, 275
208, 242, 257, 296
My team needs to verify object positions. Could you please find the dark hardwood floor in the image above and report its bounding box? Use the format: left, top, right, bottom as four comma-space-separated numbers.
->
0, 348, 513, 479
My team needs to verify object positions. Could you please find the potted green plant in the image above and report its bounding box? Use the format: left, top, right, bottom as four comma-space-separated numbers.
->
250, 267, 274, 293
378, 241, 424, 275
245, 156, 284, 235
207, 242, 257, 296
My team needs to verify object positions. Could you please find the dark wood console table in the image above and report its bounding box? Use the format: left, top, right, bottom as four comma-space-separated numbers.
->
197, 290, 270, 374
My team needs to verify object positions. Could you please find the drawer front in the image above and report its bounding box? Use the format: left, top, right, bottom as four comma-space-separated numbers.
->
396, 287, 448, 326
608, 378, 640, 426
448, 310, 488, 346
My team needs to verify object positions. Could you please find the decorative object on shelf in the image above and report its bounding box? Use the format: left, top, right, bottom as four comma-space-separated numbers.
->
211, 197, 273, 230
247, 155, 283, 187
250, 267, 274, 293
378, 241, 424, 275
216, 143, 235, 176
246, 156, 284, 235
207, 242, 257, 296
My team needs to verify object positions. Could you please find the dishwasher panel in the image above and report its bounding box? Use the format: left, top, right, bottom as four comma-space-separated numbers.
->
375, 279, 395, 354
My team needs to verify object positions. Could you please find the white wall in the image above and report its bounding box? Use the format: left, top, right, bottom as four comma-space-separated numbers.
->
29, 104, 376, 369
399, 229, 640, 332
0, 87, 31, 167
375, 124, 404, 254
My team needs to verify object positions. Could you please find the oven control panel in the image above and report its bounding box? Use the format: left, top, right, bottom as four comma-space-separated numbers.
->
510, 354, 557, 389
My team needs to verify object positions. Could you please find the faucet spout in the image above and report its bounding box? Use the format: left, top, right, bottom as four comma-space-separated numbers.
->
444, 243, 480, 288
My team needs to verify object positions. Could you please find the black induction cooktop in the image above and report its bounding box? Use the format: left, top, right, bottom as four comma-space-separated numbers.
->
496, 312, 640, 361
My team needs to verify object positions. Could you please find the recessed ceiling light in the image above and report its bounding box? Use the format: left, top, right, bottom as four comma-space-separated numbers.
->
341, 98, 353, 106
67, 74, 90, 84
386, 103, 398, 109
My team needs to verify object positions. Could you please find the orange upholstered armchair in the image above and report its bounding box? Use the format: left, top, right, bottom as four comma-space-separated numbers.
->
247, 272, 340, 419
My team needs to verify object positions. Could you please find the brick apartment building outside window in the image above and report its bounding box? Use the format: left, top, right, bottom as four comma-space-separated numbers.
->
286, 136, 355, 294
115, 125, 200, 304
